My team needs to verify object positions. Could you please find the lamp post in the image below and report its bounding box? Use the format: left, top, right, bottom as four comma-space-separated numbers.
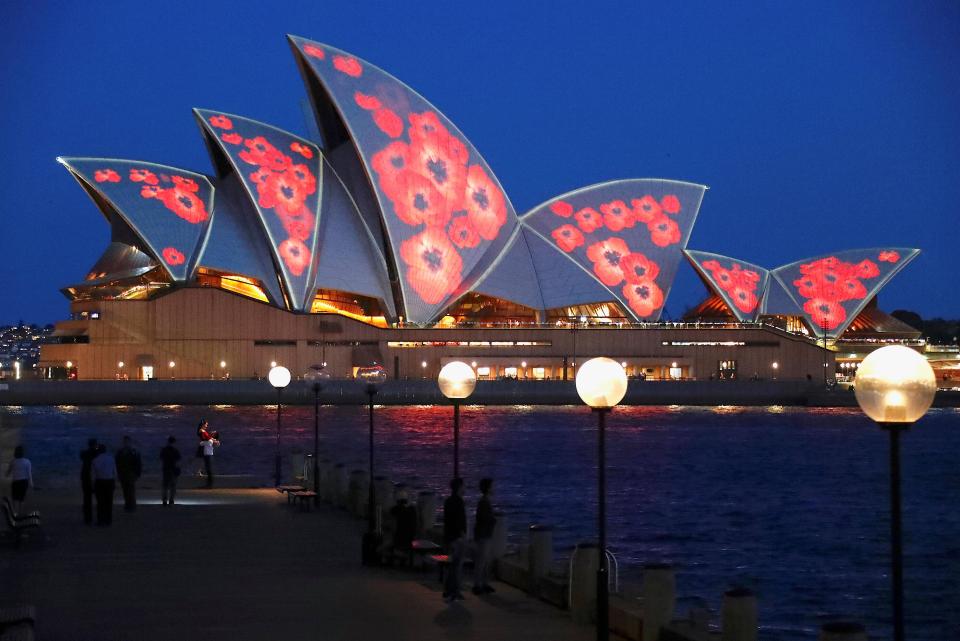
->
303, 364, 330, 501
357, 366, 387, 538
268, 365, 291, 487
854, 345, 936, 641
437, 361, 478, 479
576, 357, 628, 641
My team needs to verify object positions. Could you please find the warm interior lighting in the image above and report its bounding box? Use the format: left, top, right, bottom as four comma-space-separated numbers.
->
168, 361, 175, 368
521, 361, 527, 368
421, 361, 427, 368
576, 357, 628, 409
220, 360, 227, 368
270, 361, 277, 368
310, 297, 388, 327
772, 362, 779, 369
268, 365, 291, 389
438, 361, 477, 399
118, 361, 124, 368
854, 345, 936, 424
66, 361, 74, 368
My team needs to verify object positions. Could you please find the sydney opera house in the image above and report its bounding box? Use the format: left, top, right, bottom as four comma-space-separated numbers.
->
40, 36, 925, 382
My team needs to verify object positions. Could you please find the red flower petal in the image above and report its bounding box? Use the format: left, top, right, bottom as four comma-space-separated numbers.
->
622, 280, 664, 318
354, 91, 382, 111
333, 55, 363, 77
209, 115, 233, 130
222, 132, 243, 145
586, 237, 631, 286
289, 142, 314, 159
400, 228, 463, 305
574, 207, 603, 234
551, 224, 584, 253
303, 44, 326, 60
278, 238, 310, 277
660, 194, 681, 215
161, 247, 185, 266
449, 216, 480, 249
373, 107, 404, 138
94, 169, 121, 183
550, 201, 574, 218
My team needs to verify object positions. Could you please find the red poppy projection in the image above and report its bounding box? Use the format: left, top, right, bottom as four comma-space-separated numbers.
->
290, 36, 517, 324
685, 250, 769, 322
194, 109, 324, 312
59, 158, 215, 282
772, 248, 919, 338
522, 179, 705, 321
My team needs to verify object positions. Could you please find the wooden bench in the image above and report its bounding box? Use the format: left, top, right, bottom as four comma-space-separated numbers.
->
275, 485, 307, 504
289, 491, 318, 511
1, 504, 39, 547
427, 553, 451, 583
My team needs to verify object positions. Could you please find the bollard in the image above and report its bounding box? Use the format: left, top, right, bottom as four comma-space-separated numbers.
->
529, 524, 554, 589
642, 563, 676, 641
721, 587, 758, 641
416, 491, 437, 537
491, 511, 508, 559
317, 459, 333, 501
569, 542, 600, 625
374, 476, 395, 514
819, 622, 867, 641
332, 463, 348, 507
348, 470, 368, 517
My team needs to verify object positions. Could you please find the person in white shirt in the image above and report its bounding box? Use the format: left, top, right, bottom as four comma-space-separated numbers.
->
90, 445, 118, 526
5, 445, 32, 515
200, 434, 220, 488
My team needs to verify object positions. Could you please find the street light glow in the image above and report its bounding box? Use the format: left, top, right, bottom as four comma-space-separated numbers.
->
855, 345, 936, 424
268, 365, 292, 389
438, 361, 477, 400
576, 357, 628, 409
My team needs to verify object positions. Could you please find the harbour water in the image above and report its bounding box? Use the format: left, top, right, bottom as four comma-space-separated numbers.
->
2, 404, 958, 640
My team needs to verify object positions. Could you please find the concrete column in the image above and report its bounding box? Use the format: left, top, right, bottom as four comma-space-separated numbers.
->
373, 475, 394, 514
721, 587, 758, 641
642, 563, 676, 641
528, 524, 553, 586
317, 459, 333, 501
416, 491, 437, 537
569, 542, 600, 625
819, 622, 867, 641
348, 469, 367, 517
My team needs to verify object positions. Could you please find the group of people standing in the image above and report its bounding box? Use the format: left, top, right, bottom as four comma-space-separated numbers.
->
442, 477, 497, 602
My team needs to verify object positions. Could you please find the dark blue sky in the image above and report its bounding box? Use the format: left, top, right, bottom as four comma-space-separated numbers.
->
2, 1, 958, 325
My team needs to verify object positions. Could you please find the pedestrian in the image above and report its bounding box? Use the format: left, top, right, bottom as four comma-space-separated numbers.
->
5, 446, 33, 515
442, 477, 467, 602
473, 478, 497, 594
160, 436, 181, 506
200, 430, 220, 488
389, 489, 418, 563
91, 444, 117, 526
116, 436, 142, 512
80, 438, 99, 524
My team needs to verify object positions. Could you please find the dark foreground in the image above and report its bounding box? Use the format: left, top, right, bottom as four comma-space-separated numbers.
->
0, 487, 589, 641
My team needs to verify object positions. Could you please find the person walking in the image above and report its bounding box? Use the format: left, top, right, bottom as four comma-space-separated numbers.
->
80, 438, 99, 524
160, 436, 181, 506
200, 431, 220, 488
442, 477, 467, 602
473, 478, 497, 594
115, 436, 142, 512
5, 446, 33, 515
91, 445, 117, 526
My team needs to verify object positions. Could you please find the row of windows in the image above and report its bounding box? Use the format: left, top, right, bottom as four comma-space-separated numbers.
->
386, 341, 552, 348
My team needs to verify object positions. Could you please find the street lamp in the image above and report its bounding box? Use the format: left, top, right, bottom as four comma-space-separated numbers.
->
438, 361, 477, 479
303, 364, 331, 501
854, 345, 936, 641
268, 365, 291, 486
576, 357, 628, 641
358, 365, 387, 564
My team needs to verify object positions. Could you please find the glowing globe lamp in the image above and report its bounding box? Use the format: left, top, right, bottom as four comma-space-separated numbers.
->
854, 345, 936, 424
576, 357, 628, 409
438, 361, 477, 399
268, 365, 291, 389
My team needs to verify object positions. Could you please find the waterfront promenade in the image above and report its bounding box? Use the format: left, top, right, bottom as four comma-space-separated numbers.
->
0, 486, 591, 641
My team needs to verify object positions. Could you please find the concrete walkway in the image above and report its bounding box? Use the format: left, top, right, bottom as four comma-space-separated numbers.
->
0, 487, 592, 641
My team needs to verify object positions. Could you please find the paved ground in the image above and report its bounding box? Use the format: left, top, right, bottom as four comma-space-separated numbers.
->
1, 485, 592, 641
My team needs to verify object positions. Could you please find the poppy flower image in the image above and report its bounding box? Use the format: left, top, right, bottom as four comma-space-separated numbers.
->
354, 91, 382, 111
388, 170, 450, 228
586, 237, 631, 286
239, 137, 292, 172
162, 247, 185, 266
281, 215, 314, 242
209, 115, 233, 130
600, 200, 636, 232
140, 185, 161, 199
729, 285, 759, 313
278, 238, 310, 276
408, 111, 450, 143
856, 259, 880, 279
622, 280, 665, 318
449, 216, 481, 249
303, 44, 325, 60
171, 176, 199, 193
631, 195, 662, 223
129, 168, 158, 185
290, 142, 314, 159
648, 215, 681, 247
94, 169, 121, 183
463, 164, 506, 241
620, 252, 660, 284
333, 55, 363, 77
158, 185, 208, 224
222, 132, 243, 145
574, 207, 604, 234
407, 128, 469, 204
372, 141, 411, 199
400, 228, 464, 305
256, 166, 316, 217
373, 108, 404, 138
804, 297, 847, 330
549, 201, 574, 218
660, 194, 681, 215
878, 250, 900, 263
551, 224, 585, 253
